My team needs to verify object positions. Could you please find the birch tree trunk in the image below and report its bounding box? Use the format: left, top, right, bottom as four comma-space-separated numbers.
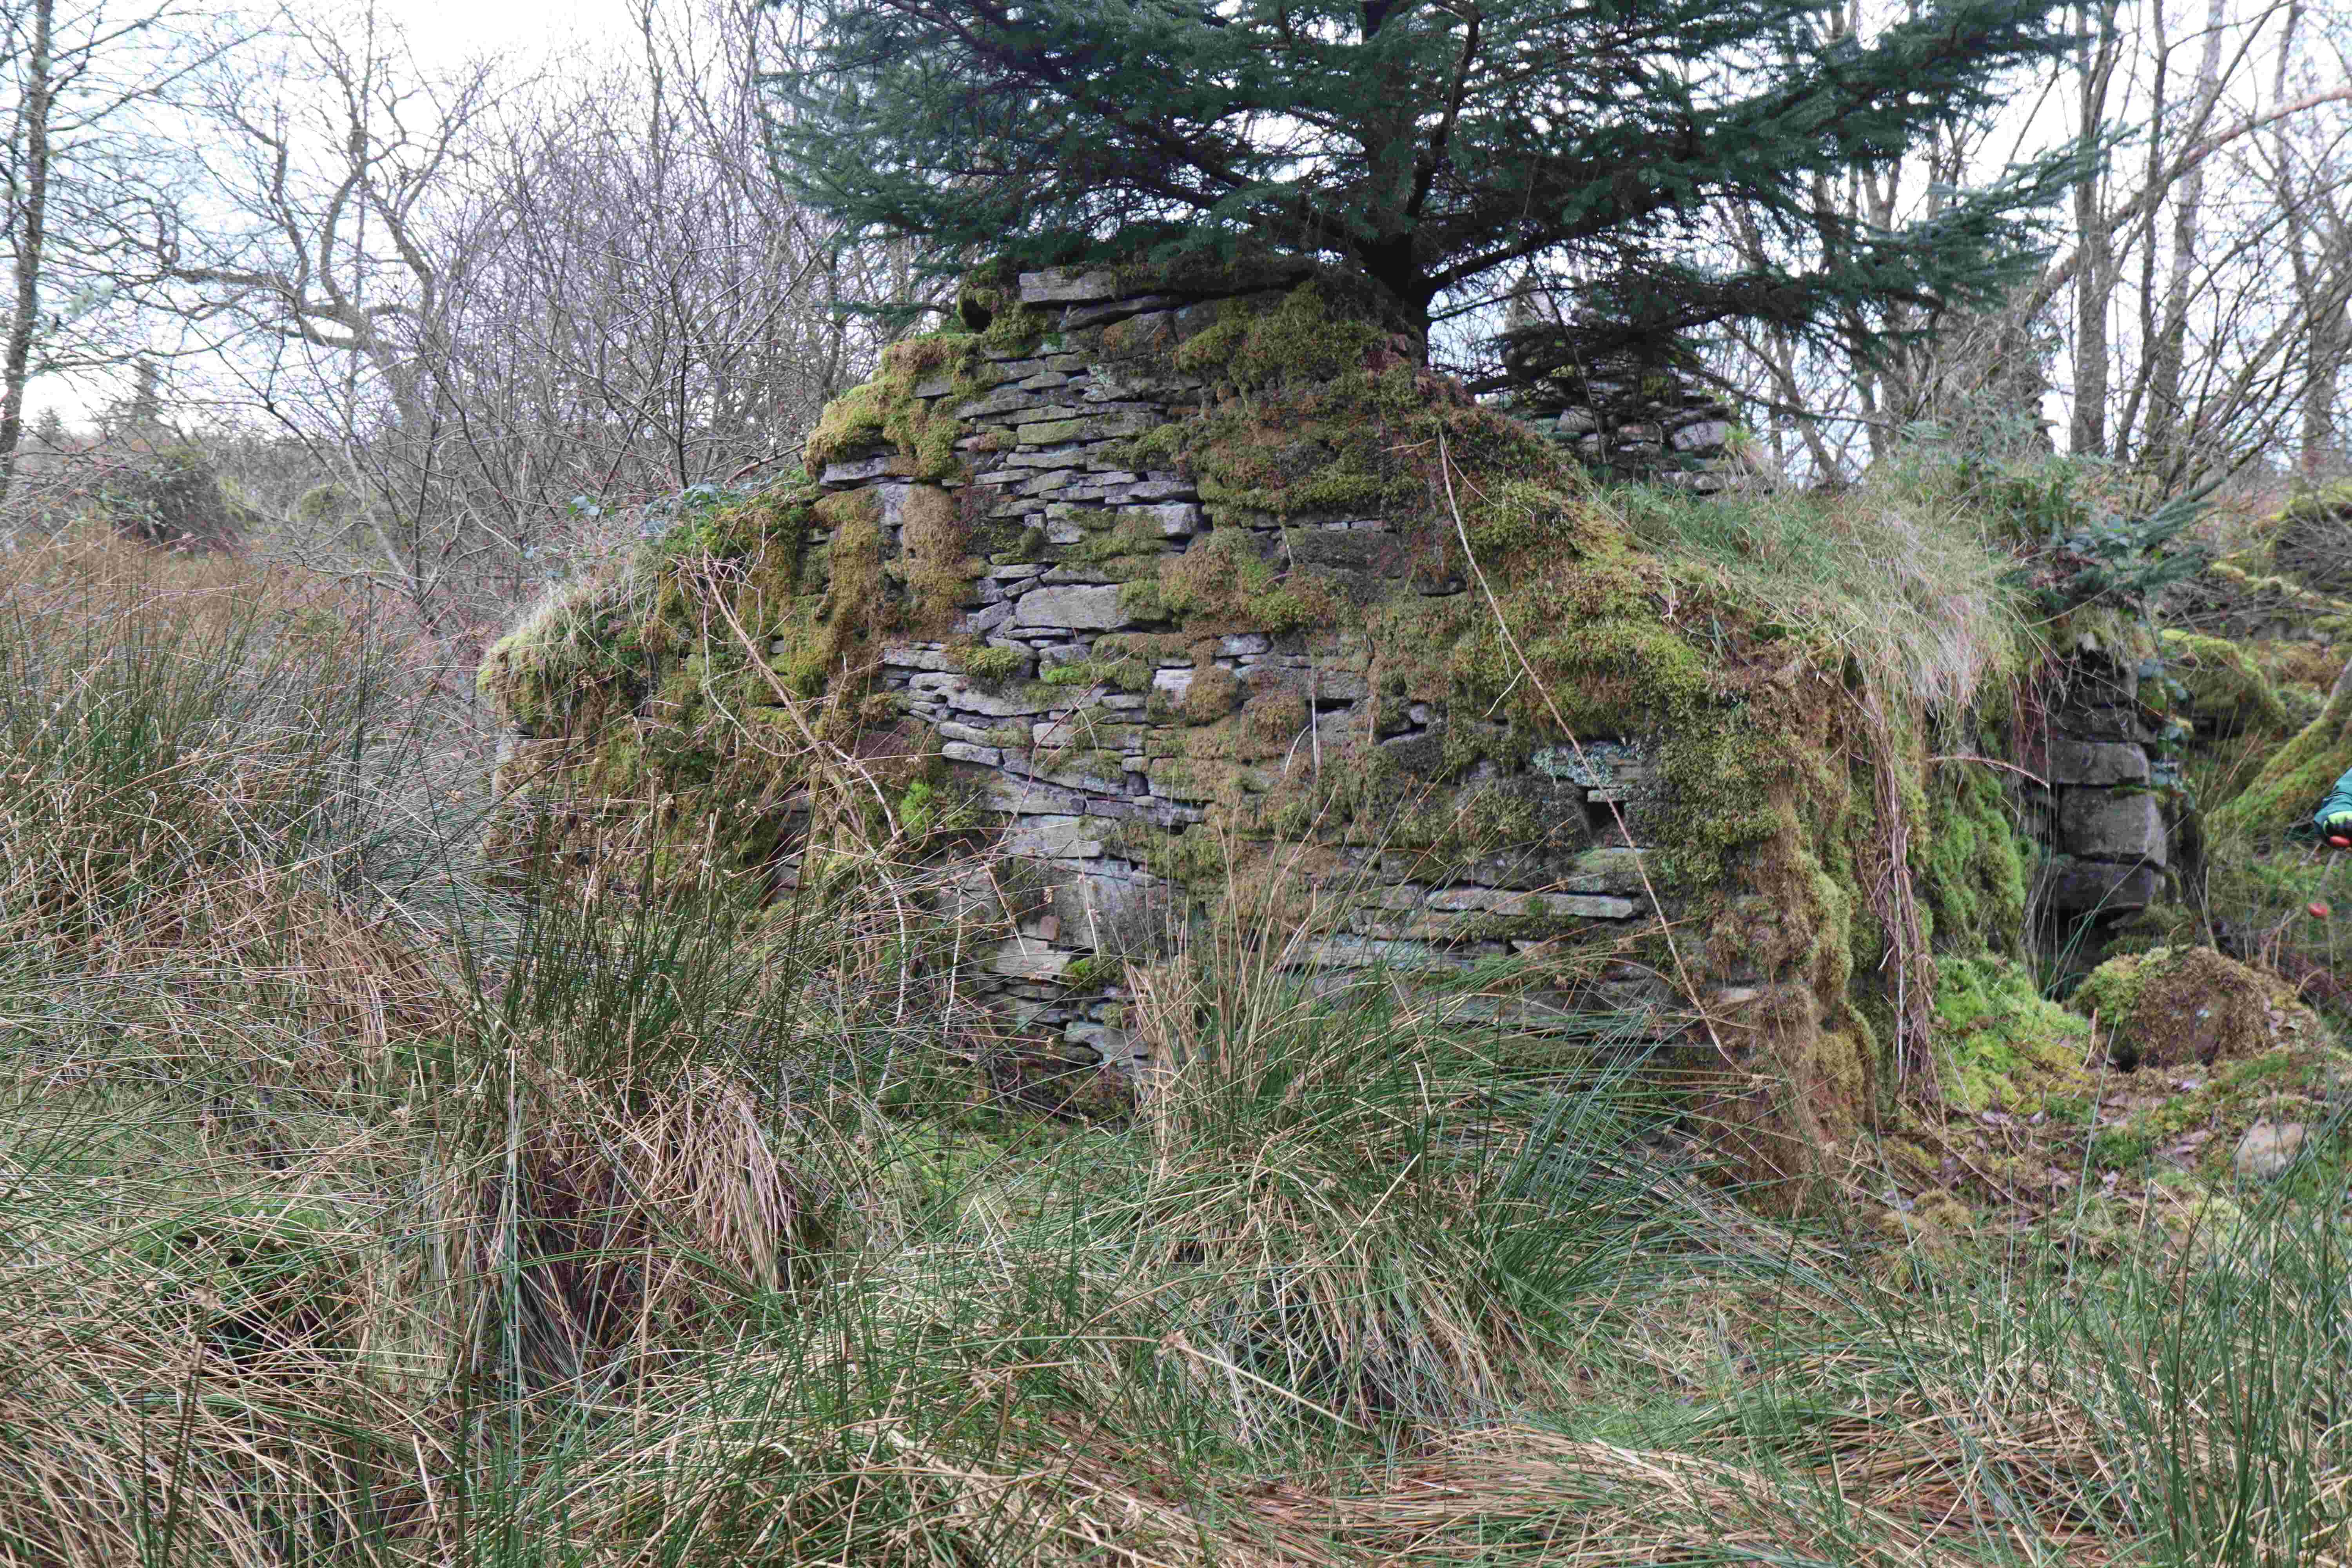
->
2134, 0, 2230, 472
0, 0, 55, 506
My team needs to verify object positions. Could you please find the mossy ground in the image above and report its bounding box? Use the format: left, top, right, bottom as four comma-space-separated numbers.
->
1930, 956, 2096, 1116
1873, 943, 2350, 1240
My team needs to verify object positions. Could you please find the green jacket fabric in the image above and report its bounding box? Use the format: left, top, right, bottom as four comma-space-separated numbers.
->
2311, 766, 2352, 839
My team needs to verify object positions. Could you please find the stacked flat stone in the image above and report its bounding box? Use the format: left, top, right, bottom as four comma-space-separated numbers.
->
1512, 347, 1740, 492
2031, 648, 2171, 916
812, 267, 1671, 1067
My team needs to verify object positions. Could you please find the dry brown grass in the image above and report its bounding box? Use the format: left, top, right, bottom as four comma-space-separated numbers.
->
434, 1063, 830, 1394
3, 524, 2348, 1568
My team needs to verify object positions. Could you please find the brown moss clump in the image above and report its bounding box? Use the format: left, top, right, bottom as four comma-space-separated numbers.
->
1245, 689, 1310, 744
899, 483, 978, 630
1139, 527, 1341, 633
1180, 664, 1242, 724
2071, 945, 2324, 1071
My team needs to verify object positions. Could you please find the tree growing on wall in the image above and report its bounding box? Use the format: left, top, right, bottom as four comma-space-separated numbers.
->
774, 0, 2083, 359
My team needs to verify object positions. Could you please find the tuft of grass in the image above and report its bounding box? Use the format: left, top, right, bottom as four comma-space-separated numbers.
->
1612, 472, 2036, 714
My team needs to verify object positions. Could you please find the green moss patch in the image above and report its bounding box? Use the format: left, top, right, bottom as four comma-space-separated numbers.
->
2207, 625, 2352, 839
1931, 957, 2095, 1116
804, 333, 993, 483
2161, 630, 2291, 736
479, 481, 946, 888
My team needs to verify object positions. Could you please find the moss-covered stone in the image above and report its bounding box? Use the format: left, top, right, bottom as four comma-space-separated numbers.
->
2210, 658, 2352, 844
804, 334, 991, 483
477, 479, 934, 889
2072, 945, 2323, 1071
2272, 480, 2352, 596
2161, 629, 2291, 735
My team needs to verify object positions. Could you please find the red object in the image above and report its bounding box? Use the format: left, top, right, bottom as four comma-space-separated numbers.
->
2332, 835, 2352, 849
2311, 902, 2333, 919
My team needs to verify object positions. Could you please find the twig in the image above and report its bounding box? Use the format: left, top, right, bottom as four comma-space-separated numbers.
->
1928, 753, 2049, 789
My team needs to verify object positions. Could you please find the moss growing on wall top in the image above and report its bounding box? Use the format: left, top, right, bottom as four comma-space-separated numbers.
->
478, 480, 933, 889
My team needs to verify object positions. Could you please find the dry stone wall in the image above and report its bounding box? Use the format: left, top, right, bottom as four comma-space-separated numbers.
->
2031, 652, 2172, 918
483, 256, 2191, 1194
815, 267, 1670, 1067
1510, 349, 1743, 492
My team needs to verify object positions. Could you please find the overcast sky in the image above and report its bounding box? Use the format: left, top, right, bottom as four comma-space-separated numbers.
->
391, 0, 635, 67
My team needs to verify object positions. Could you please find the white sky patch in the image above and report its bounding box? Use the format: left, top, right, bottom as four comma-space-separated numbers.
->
388, 0, 637, 69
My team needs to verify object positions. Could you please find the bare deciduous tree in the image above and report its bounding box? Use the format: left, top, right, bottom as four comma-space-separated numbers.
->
0, 0, 220, 504
147, 0, 916, 631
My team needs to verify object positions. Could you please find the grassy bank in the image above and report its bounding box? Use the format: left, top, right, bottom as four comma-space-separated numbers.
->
2, 533, 2349, 1566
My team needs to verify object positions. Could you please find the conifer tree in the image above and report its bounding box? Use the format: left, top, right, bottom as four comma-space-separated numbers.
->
775, 0, 2080, 359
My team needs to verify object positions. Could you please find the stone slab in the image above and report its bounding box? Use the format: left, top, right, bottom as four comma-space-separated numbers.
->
2058, 789, 2166, 864
973, 772, 1095, 816
1019, 268, 1122, 305
881, 642, 964, 672
820, 454, 891, 487
1064, 294, 1180, 330
908, 673, 1060, 717
1016, 583, 1132, 631
2047, 737, 2149, 788
2040, 857, 2161, 913
1123, 501, 1202, 538
984, 940, 1073, 981
1002, 815, 1106, 859
1561, 847, 1651, 894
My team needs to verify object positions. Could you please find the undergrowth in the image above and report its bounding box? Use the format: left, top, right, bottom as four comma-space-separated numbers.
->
5, 530, 2352, 1567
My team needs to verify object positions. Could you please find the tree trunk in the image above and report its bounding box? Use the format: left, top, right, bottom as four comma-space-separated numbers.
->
0, 0, 56, 507
2301, 292, 2346, 474
2137, 0, 2230, 475
2068, 0, 2121, 459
